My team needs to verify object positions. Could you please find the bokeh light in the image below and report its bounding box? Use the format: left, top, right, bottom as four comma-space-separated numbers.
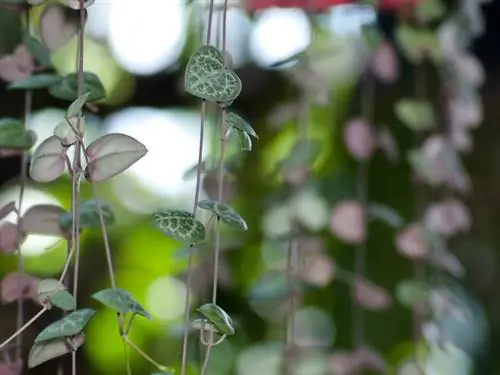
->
146, 276, 188, 322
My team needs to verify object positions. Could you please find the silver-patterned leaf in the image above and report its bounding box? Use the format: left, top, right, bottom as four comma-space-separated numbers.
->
153, 210, 205, 244
34, 308, 95, 343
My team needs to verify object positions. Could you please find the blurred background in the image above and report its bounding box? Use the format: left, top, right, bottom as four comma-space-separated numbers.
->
1, 0, 500, 374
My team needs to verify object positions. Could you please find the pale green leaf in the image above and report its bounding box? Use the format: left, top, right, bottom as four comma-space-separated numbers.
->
369, 203, 405, 229
67, 92, 91, 117
29, 135, 66, 183
153, 210, 205, 244
197, 200, 247, 231
226, 112, 258, 139
395, 280, 429, 308
49, 290, 76, 311
395, 99, 435, 131
54, 116, 85, 146
197, 303, 235, 335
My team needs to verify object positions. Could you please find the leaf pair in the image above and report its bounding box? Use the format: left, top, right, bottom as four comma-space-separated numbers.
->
184, 45, 242, 104
92, 288, 151, 320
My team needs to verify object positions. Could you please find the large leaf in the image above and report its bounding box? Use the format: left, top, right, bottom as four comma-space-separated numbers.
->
21, 204, 67, 237
92, 288, 151, 320
29, 135, 66, 183
34, 308, 95, 343
7, 74, 63, 90
59, 199, 115, 230
0, 118, 36, 149
153, 210, 205, 244
84, 133, 148, 182
48, 72, 106, 102
28, 333, 85, 368
184, 45, 242, 103
197, 200, 247, 231
197, 303, 235, 335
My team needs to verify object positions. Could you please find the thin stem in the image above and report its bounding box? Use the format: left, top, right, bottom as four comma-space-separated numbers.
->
125, 337, 167, 372
0, 308, 47, 350
199, 344, 213, 375
180, 1, 216, 375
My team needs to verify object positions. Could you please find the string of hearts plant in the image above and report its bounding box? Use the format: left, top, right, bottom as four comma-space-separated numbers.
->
152, 1, 257, 375
0, 1, 183, 375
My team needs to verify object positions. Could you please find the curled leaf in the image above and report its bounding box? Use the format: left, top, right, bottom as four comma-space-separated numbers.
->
197, 303, 235, 335
226, 112, 258, 139
29, 135, 66, 183
84, 133, 148, 182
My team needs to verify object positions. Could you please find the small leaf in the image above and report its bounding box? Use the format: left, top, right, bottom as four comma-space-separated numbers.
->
238, 131, 252, 151
0, 222, 20, 254
49, 72, 106, 102
21, 204, 67, 237
395, 280, 429, 308
84, 133, 148, 182
23, 35, 52, 68
37, 279, 66, 301
67, 93, 91, 117
34, 308, 95, 343
197, 200, 247, 231
226, 112, 258, 139
352, 279, 391, 311
59, 199, 115, 230
395, 99, 435, 131
29, 135, 66, 183
54, 116, 85, 146
197, 303, 235, 335
7, 74, 63, 90
28, 333, 85, 368
92, 288, 151, 320
416, 0, 445, 23
1, 272, 38, 304
50, 290, 76, 311
153, 210, 205, 244
369, 203, 405, 229
395, 24, 443, 64
0, 201, 16, 220
0, 118, 35, 149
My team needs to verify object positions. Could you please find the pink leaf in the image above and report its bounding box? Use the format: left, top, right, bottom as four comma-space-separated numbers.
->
1, 271, 38, 304
352, 278, 392, 311
0, 201, 16, 221
85, 133, 148, 182
328, 352, 359, 375
423, 198, 470, 237
0, 45, 35, 83
39, 4, 79, 51
29, 135, 66, 183
343, 118, 376, 161
0, 222, 20, 254
370, 40, 399, 84
21, 204, 67, 237
0, 360, 22, 375
330, 201, 365, 244
301, 251, 335, 286
395, 223, 429, 260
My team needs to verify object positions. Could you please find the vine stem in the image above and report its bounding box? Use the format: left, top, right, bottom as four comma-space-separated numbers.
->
0, 308, 47, 350
180, 1, 216, 375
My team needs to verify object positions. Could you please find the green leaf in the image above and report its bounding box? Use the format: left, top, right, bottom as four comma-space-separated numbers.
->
279, 139, 321, 170
416, 0, 445, 23
197, 303, 235, 335
34, 308, 95, 343
67, 92, 91, 117
48, 72, 106, 102
184, 45, 242, 103
395, 99, 435, 131
23, 35, 52, 68
49, 290, 76, 311
37, 279, 67, 301
28, 333, 85, 368
395, 24, 443, 65
369, 203, 405, 229
153, 210, 206, 244
226, 112, 258, 139
197, 200, 247, 231
0, 118, 36, 149
238, 131, 252, 151
7, 74, 63, 90
395, 280, 429, 308
59, 199, 115, 230
92, 288, 151, 320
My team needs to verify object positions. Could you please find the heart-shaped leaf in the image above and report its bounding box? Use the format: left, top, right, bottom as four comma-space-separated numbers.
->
226, 112, 258, 139
49, 72, 106, 102
395, 99, 435, 131
23, 35, 52, 68
67, 92, 91, 117
37, 279, 67, 303
30, 135, 66, 182
39, 4, 85, 52
184, 45, 242, 103
153, 210, 205, 244
395, 280, 429, 308
84, 133, 148, 182
34, 308, 95, 343
54, 116, 85, 146
21, 204, 68, 237
0, 118, 36, 149
59, 199, 115, 230
49, 290, 76, 311
7, 74, 63, 90
197, 303, 235, 335
28, 333, 85, 368
92, 288, 151, 320
197, 200, 247, 231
